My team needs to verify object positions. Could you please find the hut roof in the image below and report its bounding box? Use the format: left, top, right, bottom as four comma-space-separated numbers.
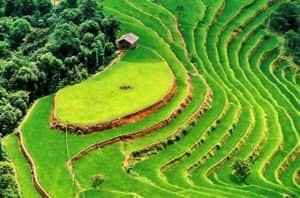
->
117, 33, 139, 44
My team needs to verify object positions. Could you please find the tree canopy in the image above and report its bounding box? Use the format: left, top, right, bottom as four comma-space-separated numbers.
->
231, 159, 251, 184
269, 1, 300, 64
0, 162, 19, 197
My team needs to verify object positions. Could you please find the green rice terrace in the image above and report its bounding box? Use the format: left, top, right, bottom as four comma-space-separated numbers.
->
54, 47, 175, 127
1, 0, 300, 197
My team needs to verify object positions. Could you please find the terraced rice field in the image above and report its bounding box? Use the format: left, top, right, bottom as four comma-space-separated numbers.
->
3, 0, 299, 197
55, 47, 175, 125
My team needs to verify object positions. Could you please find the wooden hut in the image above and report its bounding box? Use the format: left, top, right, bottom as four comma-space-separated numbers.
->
117, 33, 139, 50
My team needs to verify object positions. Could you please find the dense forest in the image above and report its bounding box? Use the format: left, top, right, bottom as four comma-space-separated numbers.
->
0, 0, 120, 197
269, 1, 300, 65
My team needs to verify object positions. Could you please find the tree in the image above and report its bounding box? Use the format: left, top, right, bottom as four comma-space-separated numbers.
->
37, 52, 64, 92
101, 16, 120, 42
270, 15, 291, 33
286, 31, 300, 51
104, 42, 115, 57
0, 18, 12, 40
269, 2, 300, 33
91, 175, 104, 189
59, 8, 82, 25
48, 23, 80, 57
21, 0, 35, 15
0, 104, 22, 135
80, 20, 100, 35
4, 0, 36, 16
80, 0, 98, 19
0, 0, 5, 9
8, 91, 29, 114
66, 0, 77, 8
81, 33, 95, 47
1, 59, 22, 90
292, 50, 300, 65
0, 87, 8, 102
0, 41, 11, 58
36, 0, 52, 15
4, 0, 20, 16
232, 159, 251, 183
21, 29, 49, 55
9, 19, 31, 49
269, 1, 300, 65
0, 162, 20, 197
1, 57, 42, 96
0, 137, 6, 161
13, 66, 40, 93
59, 63, 88, 87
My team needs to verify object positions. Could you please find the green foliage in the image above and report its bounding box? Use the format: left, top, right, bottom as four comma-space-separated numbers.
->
36, 52, 65, 92
0, 162, 20, 198
80, 20, 100, 35
0, 41, 10, 58
21, 0, 35, 16
4, 0, 21, 16
0, 104, 22, 135
21, 29, 49, 55
66, 0, 77, 8
101, 15, 120, 42
48, 23, 80, 57
285, 31, 300, 64
8, 91, 29, 113
4, 0, 35, 17
58, 8, 82, 24
269, 2, 300, 33
91, 175, 105, 189
80, 0, 98, 19
9, 19, 31, 49
232, 159, 251, 184
0, 137, 6, 161
1, 58, 42, 95
269, 1, 300, 65
36, 0, 52, 15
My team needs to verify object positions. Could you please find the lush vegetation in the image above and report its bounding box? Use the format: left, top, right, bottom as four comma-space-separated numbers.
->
2, 0, 300, 198
0, 0, 120, 136
0, 162, 19, 197
56, 47, 174, 124
269, 1, 300, 64
0, 137, 19, 198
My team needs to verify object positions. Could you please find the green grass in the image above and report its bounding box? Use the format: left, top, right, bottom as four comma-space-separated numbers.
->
56, 47, 175, 125
3, 135, 40, 198
74, 144, 181, 198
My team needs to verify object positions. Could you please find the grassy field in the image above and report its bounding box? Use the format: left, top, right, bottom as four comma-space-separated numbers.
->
3, 0, 300, 197
55, 47, 175, 125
